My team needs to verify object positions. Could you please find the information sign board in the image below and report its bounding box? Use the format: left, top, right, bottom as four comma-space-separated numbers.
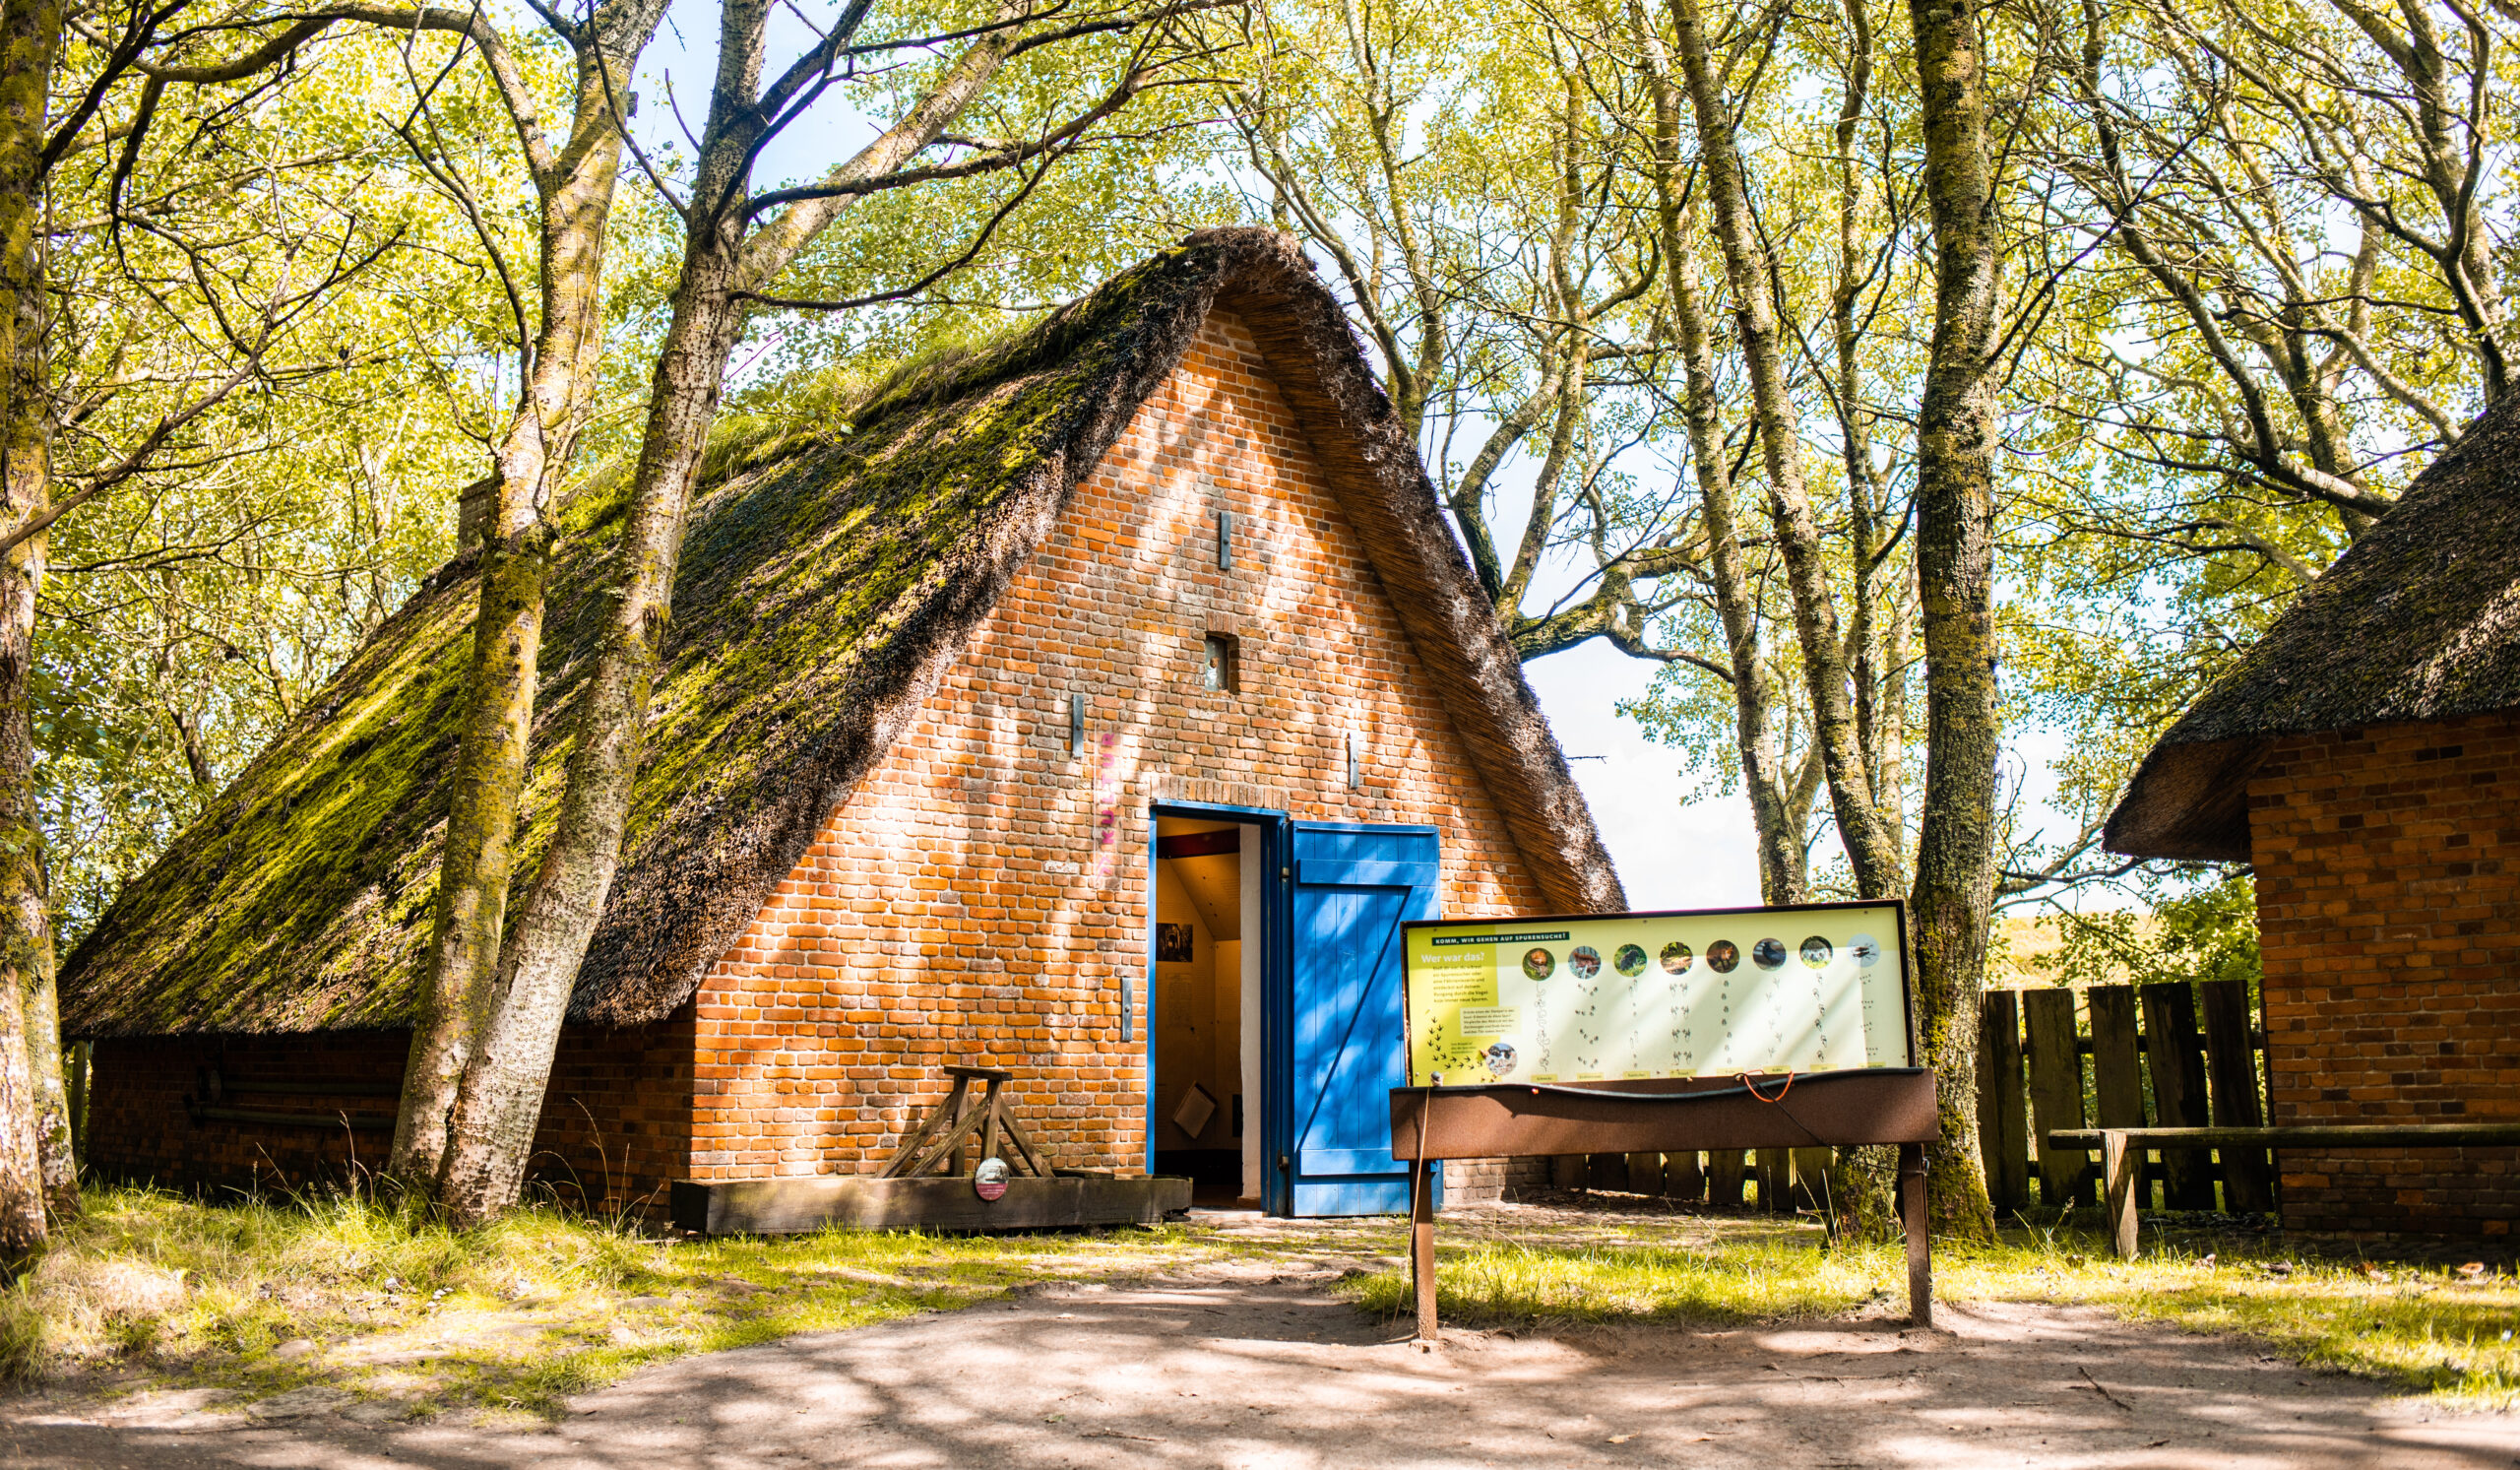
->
1401, 901, 1912, 1087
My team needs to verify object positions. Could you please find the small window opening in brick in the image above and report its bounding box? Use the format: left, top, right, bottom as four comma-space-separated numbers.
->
1201, 633, 1240, 692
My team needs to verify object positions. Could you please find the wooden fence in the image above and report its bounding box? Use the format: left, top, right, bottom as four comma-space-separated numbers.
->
1560, 979, 2273, 1217
1975, 978, 2274, 1216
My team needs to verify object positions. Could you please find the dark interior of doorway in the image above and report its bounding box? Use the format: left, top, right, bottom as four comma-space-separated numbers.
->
1152, 815, 1257, 1207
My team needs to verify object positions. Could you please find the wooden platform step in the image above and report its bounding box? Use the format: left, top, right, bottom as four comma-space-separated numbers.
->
670, 1173, 1193, 1236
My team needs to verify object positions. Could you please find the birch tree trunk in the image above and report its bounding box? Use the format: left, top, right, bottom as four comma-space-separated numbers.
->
0, 0, 60, 1260
1632, 0, 1802, 906
433, 0, 1037, 1223
1906, 0, 2002, 1239
390, 7, 667, 1183
1667, 0, 1899, 900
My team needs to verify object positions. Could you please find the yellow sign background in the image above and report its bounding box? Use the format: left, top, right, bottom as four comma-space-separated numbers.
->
1402, 903, 1909, 1086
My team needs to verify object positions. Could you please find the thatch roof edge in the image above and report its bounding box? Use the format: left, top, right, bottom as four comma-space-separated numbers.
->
63, 227, 1621, 1037
2105, 387, 2520, 861
578, 226, 1624, 1025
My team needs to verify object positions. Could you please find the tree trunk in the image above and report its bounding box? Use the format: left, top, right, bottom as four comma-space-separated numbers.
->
390, 36, 646, 1185
1906, 0, 2003, 1241
1668, 0, 1898, 900
432, 233, 749, 1224
431, 0, 1034, 1225
1669, 230, 1800, 904
0, 0, 60, 1261
1630, 3, 1804, 905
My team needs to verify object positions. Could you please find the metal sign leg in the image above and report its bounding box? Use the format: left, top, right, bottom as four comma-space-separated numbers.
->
1898, 1142, 1931, 1328
1409, 1154, 1437, 1342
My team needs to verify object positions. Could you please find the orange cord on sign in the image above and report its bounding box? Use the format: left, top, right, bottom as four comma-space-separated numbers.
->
1737, 1069, 1796, 1103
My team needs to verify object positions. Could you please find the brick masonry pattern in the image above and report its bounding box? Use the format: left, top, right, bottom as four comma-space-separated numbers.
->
2249, 707, 2519, 1237
682, 310, 1544, 1191
84, 310, 1544, 1209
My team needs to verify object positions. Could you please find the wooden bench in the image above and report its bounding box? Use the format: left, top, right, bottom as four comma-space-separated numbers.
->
2045, 1123, 2520, 1258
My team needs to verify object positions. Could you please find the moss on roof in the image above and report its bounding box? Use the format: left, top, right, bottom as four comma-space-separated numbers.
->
61, 228, 1624, 1037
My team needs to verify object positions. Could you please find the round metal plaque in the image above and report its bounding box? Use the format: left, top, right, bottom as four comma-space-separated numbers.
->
974, 1156, 1011, 1201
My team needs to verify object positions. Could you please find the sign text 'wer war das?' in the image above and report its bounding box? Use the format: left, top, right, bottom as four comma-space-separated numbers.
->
1400, 901, 1915, 1086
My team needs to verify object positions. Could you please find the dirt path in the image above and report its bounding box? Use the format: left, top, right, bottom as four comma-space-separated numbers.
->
5, 1257, 2513, 1469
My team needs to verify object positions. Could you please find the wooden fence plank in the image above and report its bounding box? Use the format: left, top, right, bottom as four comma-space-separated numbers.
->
1669, 1149, 1705, 1203
1756, 1148, 1789, 1212
2198, 979, 2275, 1212
2023, 988, 2094, 1206
1625, 1152, 1664, 1196
1708, 1149, 1746, 1207
1976, 991, 2030, 1213
2088, 985, 2146, 1127
1589, 1153, 1629, 1192
2139, 982, 2217, 1209
1792, 1146, 1834, 1212
2088, 985, 2148, 1206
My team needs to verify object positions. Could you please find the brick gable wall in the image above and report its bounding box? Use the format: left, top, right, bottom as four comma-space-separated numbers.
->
2248, 707, 2520, 1237
680, 310, 1547, 1188
77, 310, 1554, 1210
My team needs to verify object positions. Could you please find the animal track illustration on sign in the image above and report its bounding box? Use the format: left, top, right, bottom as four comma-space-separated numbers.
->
1400, 903, 1913, 1088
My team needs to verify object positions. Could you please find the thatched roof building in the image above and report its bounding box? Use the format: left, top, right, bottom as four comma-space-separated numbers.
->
63, 226, 1621, 1043
2105, 393, 2520, 861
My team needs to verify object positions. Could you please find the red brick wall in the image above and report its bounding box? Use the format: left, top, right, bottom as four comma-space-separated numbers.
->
85, 1021, 694, 1213
82, 309, 1552, 1209
2248, 707, 2520, 1237
684, 309, 1549, 1185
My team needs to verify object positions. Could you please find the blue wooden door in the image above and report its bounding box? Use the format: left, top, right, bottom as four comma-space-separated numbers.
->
1283, 823, 1440, 1216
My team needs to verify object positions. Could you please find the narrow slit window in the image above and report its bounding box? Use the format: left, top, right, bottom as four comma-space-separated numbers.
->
1201, 633, 1240, 693
1215, 509, 1235, 570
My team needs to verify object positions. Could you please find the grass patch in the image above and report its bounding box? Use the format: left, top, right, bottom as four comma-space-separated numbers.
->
1347, 1234, 1888, 1327
3, 1183, 1243, 1420
1344, 1223, 2520, 1409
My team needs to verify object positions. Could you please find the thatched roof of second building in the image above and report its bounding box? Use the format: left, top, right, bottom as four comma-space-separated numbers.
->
2106, 391, 2520, 862
60, 227, 1625, 1039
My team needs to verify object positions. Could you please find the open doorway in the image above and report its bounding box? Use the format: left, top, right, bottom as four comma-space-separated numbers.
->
1151, 814, 1265, 1207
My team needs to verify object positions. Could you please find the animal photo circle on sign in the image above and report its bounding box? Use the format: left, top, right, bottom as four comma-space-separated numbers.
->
1660, 940, 1694, 974
1570, 945, 1603, 979
974, 1156, 1011, 1201
1707, 940, 1739, 973
1752, 937, 1788, 970
1484, 1042, 1517, 1079
1522, 947, 1556, 981
1848, 933, 1881, 968
1613, 943, 1649, 977
1799, 935, 1834, 968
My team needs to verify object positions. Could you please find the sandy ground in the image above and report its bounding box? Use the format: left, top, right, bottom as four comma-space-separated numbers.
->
4, 1250, 2515, 1470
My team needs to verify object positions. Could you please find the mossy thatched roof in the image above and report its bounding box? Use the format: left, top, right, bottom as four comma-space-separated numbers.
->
61, 227, 1625, 1037
2107, 389, 2520, 861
